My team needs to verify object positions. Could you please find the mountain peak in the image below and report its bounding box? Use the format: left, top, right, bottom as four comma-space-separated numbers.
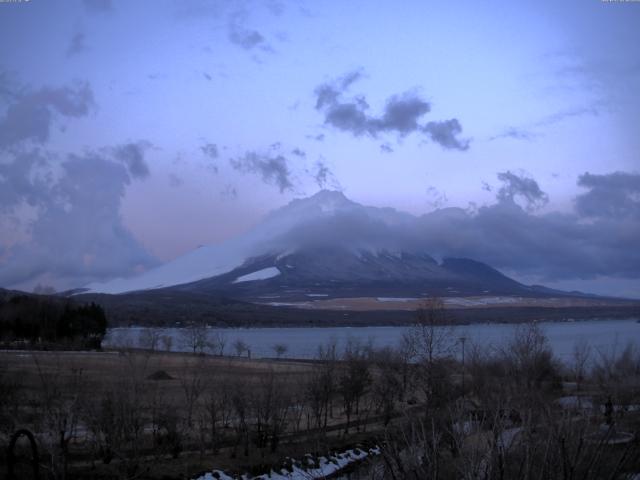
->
302, 189, 352, 211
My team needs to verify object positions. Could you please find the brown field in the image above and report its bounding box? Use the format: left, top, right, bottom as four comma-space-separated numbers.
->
0, 349, 382, 479
2, 327, 640, 480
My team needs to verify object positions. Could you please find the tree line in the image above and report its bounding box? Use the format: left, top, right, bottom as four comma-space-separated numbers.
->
0, 293, 107, 349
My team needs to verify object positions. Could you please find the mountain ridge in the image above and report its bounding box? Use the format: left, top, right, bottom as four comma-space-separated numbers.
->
79, 190, 603, 301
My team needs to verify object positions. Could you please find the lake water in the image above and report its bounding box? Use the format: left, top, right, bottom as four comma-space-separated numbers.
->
104, 318, 640, 363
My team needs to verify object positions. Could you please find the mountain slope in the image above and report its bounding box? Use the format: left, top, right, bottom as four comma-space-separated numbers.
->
82, 190, 584, 300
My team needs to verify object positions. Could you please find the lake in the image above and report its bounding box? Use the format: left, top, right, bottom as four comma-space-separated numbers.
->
104, 318, 640, 363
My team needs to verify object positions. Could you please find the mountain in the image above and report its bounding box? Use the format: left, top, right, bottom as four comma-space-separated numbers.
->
81, 190, 583, 301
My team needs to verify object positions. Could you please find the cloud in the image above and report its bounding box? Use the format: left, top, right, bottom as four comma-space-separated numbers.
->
421, 119, 469, 151
380, 143, 393, 153
491, 106, 600, 142
419, 171, 640, 281
201, 142, 219, 159
0, 149, 157, 290
82, 0, 113, 13
314, 71, 469, 150
227, 13, 271, 52
67, 32, 86, 57
279, 167, 640, 284
221, 184, 238, 199
0, 149, 51, 212
291, 148, 305, 158
426, 186, 448, 210
112, 141, 152, 179
496, 170, 549, 211
270, 170, 639, 283
201, 142, 219, 173
231, 151, 294, 193
575, 171, 640, 219
311, 161, 340, 190
168, 172, 183, 187
0, 81, 95, 149
489, 127, 537, 142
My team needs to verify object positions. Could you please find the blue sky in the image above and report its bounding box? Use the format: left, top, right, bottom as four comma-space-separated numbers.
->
0, 0, 639, 296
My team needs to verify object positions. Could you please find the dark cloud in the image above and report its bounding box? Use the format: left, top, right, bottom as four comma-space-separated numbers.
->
496, 171, 549, 211
314, 70, 364, 110
67, 32, 86, 57
575, 171, 640, 219
0, 149, 157, 289
82, 0, 113, 13
314, 71, 469, 150
112, 141, 152, 179
421, 119, 469, 151
269, 171, 639, 283
231, 151, 294, 193
203, 72, 212, 81
0, 81, 95, 149
380, 143, 393, 153
437, 171, 640, 280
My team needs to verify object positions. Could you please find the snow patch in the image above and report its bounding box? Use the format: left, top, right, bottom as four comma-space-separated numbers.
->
376, 297, 419, 303
193, 447, 379, 480
233, 267, 281, 283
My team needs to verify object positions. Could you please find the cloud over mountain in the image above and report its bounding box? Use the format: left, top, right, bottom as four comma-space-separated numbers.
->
231, 150, 294, 193
314, 71, 469, 150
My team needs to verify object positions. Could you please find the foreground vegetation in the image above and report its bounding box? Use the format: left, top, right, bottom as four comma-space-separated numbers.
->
1, 300, 639, 479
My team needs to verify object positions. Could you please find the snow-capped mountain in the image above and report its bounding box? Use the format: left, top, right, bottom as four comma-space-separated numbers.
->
82, 190, 554, 298
83, 190, 411, 294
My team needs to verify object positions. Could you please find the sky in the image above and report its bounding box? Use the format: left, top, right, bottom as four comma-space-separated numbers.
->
0, 0, 639, 297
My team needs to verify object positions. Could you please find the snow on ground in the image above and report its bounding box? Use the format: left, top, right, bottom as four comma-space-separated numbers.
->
376, 297, 419, 303
233, 267, 281, 283
193, 447, 380, 480
442, 296, 521, 307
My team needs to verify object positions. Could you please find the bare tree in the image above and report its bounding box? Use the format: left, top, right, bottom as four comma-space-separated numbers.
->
502, 322, 559, 394
339, 339, 371, 433
139, 327, 161, 351
32, 353, 86, 480
233, 339, 249, 357
272, 343, 288, 359
179, 356, 206, 428
208, 331, 227, 356
181, 323, 209, 354
161, 334, 173, 352
572, 337, 592, 392
404, 298, 457, 412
